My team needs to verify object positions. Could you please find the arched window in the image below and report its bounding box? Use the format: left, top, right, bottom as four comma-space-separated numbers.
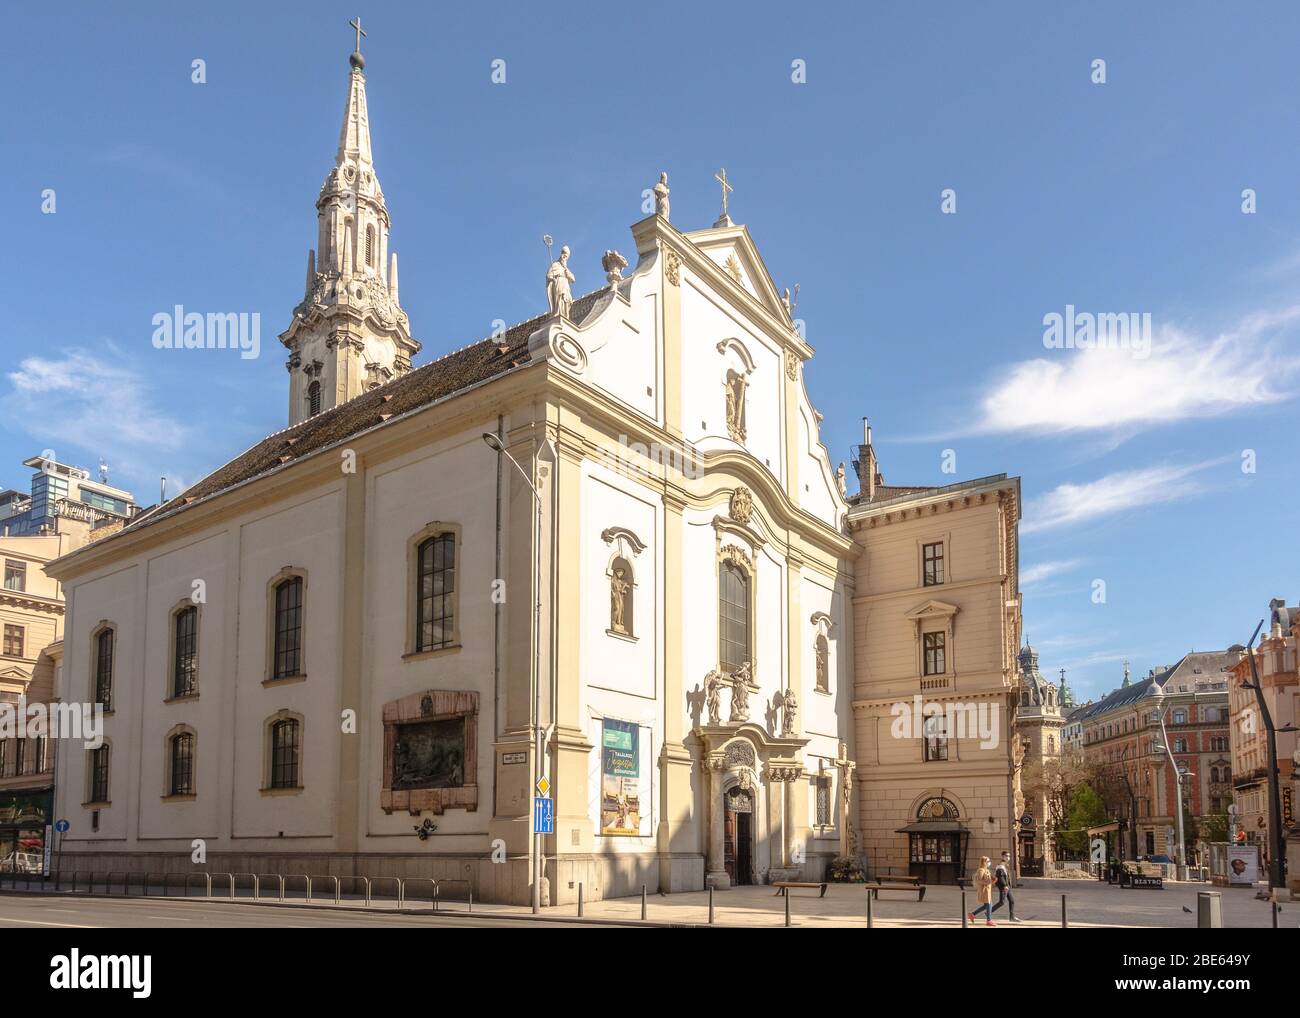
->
93, 626, 114, 710
365, 225, 375, 268
272, 576, 304, 679
1047, 735, 1055, 753
308, 381, 322, 417
172, 606, 198, 698
169, 732, 195, 796
270, 718, 300, 789
415, 533, 456, 652
1210, 766, 1220, 783
719, 560, 750, 674
609, 556, 634, 637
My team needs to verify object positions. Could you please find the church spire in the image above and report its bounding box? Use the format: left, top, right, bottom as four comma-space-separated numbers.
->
277, 22, 420, 427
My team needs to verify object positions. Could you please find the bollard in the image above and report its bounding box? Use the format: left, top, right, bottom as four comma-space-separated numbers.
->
1272, 902, 1279, 930
708, 885, 715, 926
1197, 891, 1222, 929
578, 882, 584, 918
961, 890, 968, 928
866, 888, 874, 928
641, 885, 647, 921
784, 889, 791, 928
1061, 893, 1068, 928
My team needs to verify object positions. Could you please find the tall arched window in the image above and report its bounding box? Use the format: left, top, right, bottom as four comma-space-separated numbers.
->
89, 745, 110, 804
270, 718, 300, 789
719, 560, 750, 674
93, 627, 114, 709
308, 381, 322, 417
365, 225, 375, 268
272, 576, 304, 679
415, 533, 456, 652
172, 605, 198, 698
169, 732, 195, 796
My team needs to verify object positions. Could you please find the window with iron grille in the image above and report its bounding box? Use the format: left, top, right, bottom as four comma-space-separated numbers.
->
923, 632, 946, 675
415, 534, 455, 652
3, 559, 26, 592
90, 745, 109, 803
3, 624, 24, 658
272, 577, 303, 678
924, 715, 949, 761
271, 719, 300, 789
94, 628, 114, 709
815, 776, 832, 826
922, 542, 945, 586
170, 733, 194, 795
172, 607, 198, 697
719, 561, 750, 674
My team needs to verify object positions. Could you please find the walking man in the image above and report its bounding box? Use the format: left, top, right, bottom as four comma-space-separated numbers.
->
990, 851, 1023, 923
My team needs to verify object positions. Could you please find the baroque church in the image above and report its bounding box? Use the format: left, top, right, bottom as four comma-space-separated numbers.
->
47, 39, 1024, 903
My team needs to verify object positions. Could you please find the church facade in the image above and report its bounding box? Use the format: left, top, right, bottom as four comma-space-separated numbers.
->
46, 46, 867, 904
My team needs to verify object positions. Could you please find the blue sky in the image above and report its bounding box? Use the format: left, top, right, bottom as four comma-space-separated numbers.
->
3, 1, 1297, 700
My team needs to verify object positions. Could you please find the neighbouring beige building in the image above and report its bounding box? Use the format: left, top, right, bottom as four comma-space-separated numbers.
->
845, 424, 1022, 884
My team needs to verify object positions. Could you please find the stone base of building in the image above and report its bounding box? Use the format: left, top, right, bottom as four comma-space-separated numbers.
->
45, 849, 713, 907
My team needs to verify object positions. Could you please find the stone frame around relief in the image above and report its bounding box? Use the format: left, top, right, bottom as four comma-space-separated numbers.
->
380, 689, 478, 816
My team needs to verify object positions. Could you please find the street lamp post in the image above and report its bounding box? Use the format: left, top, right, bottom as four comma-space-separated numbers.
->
483, 432, 546, 914
1240, 619, 1298, 894
1156, 703, 1188, 881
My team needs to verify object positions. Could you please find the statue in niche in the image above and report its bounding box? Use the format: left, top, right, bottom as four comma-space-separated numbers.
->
781, 687, 798, 737
610, 561, 632, 635
653, 171, 670, 220
705, 671, 723, 725
729, 663, 752, 723
724, 369, 748, 442
815, 635, 829, 692
546, 245, 575, 318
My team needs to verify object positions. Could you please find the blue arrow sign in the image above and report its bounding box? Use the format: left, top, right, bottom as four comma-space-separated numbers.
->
533, 796, 554, 834
54, 819, 70, 834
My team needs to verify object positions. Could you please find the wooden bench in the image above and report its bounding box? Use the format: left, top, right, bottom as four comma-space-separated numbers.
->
874, 875, 922, 886
869, 882, 926, 901
771, 881, 827, 898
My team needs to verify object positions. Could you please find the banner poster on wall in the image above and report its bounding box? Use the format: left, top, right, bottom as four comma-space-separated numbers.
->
1227, 844, 1260, 885
601, 719, 641, 836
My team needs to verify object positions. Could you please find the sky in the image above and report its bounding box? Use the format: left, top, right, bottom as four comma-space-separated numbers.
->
3, 1, 1297, 702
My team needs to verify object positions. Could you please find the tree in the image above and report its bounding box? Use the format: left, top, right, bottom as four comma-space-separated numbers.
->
1057, 782, 1108, 856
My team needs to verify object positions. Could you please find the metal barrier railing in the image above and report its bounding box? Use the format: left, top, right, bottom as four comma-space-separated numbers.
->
254, 873, 285, 901
209, 872, 236, 898
306, 874, 340, 905
403, 876, 438, 910
370, 876, 402, 909
433, 878, 473, 914
231, 873, 259, 900
338, 874, 371, 906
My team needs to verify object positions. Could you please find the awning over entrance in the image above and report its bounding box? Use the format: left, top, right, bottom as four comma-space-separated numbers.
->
896, 820, 970, 834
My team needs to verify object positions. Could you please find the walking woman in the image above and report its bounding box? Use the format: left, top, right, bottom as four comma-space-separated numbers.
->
969, 856, 996, 926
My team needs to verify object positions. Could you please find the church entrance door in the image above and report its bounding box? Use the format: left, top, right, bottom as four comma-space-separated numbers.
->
723, 787, 755, 885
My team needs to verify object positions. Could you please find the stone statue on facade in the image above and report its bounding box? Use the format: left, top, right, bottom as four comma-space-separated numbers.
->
781, 686, 798, 737
729, 663, 751, 723
705, 671, 723, 725
610, 565, 631, 634
546, 245, 575, 318
653, 171, 670, 220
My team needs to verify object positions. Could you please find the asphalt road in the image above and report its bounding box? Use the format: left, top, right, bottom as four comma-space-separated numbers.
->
0, 893, 593, 928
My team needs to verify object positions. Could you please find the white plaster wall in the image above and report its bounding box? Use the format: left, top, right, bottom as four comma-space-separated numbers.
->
579, 268, 662, 424
361, 426, 500, 848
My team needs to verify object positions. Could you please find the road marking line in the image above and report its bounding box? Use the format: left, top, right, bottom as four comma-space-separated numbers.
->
0, 916, 96, 928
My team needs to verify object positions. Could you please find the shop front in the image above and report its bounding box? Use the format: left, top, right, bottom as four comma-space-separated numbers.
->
0, 787, 52, 874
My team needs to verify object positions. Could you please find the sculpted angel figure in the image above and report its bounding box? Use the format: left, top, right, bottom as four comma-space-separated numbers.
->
705, 670, 723, 725
729, 663, 752, 723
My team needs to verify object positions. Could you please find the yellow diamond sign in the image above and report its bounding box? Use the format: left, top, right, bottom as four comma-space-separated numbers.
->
536, 776, 551, 797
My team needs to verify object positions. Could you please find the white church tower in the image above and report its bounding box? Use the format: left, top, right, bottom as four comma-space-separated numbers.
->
279, 27, 420, 426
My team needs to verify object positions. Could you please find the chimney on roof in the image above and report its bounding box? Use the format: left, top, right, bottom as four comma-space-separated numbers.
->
852, 417, 883, 500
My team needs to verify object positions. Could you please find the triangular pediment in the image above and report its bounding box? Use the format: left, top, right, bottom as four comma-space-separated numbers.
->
904, 599, 961, 621
683, 224, 792, 322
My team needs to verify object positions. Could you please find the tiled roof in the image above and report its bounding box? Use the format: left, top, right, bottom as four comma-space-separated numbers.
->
131, 290, 605, 530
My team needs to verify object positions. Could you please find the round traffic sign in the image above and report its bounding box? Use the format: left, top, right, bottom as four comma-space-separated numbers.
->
54, 819, 70, 833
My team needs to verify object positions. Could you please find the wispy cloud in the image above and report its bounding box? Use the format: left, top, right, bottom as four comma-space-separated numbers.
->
4, 349, 189, 463
1021, 559, 1082, 587
969, 308, 1298, 437
1022, 460, 1226, 534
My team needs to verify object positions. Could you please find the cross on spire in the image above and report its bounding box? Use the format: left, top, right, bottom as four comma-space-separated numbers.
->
350, 16, 367, 52
714, 167, 734, 226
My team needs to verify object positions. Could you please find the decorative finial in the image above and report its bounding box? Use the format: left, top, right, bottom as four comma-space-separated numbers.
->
349, 16, 367, 70
713, 167, 734, 227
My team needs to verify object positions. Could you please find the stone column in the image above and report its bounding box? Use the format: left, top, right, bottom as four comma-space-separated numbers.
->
706, 762, 729, 889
